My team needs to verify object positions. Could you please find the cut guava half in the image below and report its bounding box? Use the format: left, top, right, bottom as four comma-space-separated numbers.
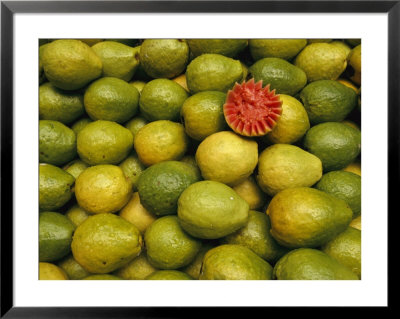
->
223, 78, 282, 137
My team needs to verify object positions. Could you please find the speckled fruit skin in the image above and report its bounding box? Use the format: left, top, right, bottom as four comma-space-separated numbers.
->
83, 274, 123, 280
321, 227, 361, 278
146, 270, 193, 280
133, 120, 189, 167
177, 180, 249, 239
138, 79, 189, 122
115, 251, 157, 280
185, 53, 243, 94
267, 187, 353, 248
223, 79, 282, 137
249, 39, 307, 61
249, 57, 307, 96
273, 248, 358, 280
91, 41, 140, 82
77, 120, 133, 165
39, 212, 76, 262
39, 164, 75, 212
71, 214, 142, 274
299, 80, 358, 125
41, 39, 102, 90
39, 262, 69, 280
180, 91, 227, 141
256, 144, 322, 196
144, 216, 202, 269
187, 39, 248, 58
74, 165, 132, 214
84, 77, 140, 123
303, 122, 361, 172
39, 120, 77, 166
294, 43, 348, 82
136, 161, 200, 216
195, 131, 258, 186
315, 170, 361, 218
39, 82, 85, 124
199, 244, 273, 280
140, 39, 189, 79
221, 210, 290, 263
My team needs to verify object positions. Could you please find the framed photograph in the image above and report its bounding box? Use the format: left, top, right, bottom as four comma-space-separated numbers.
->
1, 0, 395, 316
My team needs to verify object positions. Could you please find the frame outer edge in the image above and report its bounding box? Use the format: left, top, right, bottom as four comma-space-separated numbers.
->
1, 1, 14, 318
388, 1, 399, 309
0, 0, 397, 317
1, 1, 398, 13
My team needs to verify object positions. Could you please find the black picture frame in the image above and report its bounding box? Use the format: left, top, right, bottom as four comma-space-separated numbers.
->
1, 0, 396, 317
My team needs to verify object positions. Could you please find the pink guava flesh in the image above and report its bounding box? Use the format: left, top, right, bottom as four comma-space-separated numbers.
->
223, 79, 282, 137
